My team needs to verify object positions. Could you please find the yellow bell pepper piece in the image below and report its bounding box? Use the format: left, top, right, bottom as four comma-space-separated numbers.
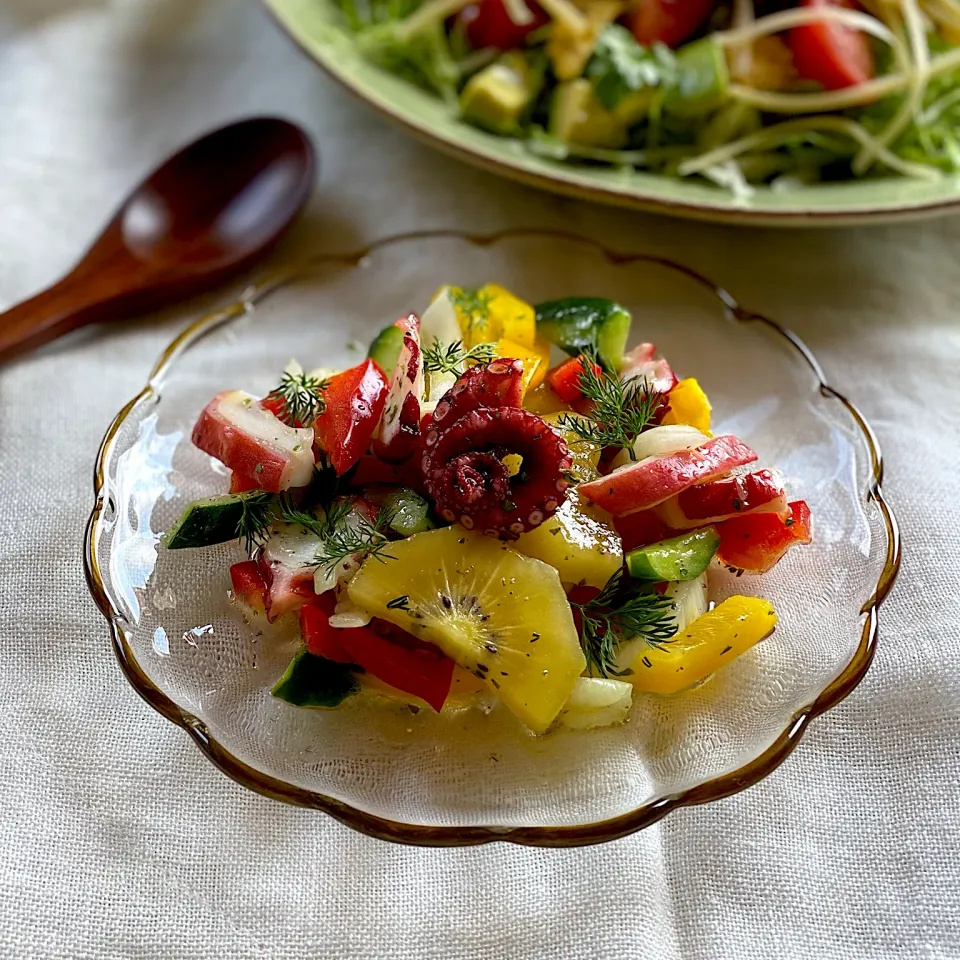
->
662, 377, 712, 435
497, 337, 547, 395
483, 283, 536, 348
629, 596, 778, 695
445, 283, 537, 349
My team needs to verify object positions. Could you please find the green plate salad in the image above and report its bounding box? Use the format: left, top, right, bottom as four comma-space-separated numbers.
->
322, 0, 960, 195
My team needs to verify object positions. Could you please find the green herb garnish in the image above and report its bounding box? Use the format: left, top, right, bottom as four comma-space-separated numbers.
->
279, 497, 396, 572
422, 338, 497, 376
236, 491, 277, 555
266, 370, 331, 427
571, 570, 678, 678
557, 349, 662, 459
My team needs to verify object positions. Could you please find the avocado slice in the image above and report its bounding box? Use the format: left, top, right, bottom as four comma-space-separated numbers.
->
271, 647, 360, 708
367, 322, 404, 375
533, 296, 631, 372
164, 491, 274, 550
626, 527, 721, 583
549, 79, 629, 150
460, 52, 543, 136
664, 38, 729, 119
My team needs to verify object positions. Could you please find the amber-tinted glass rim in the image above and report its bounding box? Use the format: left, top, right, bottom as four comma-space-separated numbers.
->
83, 229, 901, 847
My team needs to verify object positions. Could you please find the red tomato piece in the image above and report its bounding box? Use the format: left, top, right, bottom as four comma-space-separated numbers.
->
299, 600, 355, 663
546, 355, 603, 404
333, 620, 455, 712
789, 0, 875, 91
716, 500, 812, 573
628, 0, 715, 48
312, 359, 389, 476
229, 471, 261, 494
229, 560, 268, 611
457, 0, 548, 51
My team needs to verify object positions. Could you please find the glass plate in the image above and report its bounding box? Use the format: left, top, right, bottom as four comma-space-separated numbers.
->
84, 230, 900, 847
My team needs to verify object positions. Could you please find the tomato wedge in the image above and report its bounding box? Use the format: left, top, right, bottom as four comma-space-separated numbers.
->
789, 0, 875, 91
628, 0, 715, 48
716, 500, 812, 573
458, 0, 548, 51
312, 359, 388, 476
229, 560, 269, 612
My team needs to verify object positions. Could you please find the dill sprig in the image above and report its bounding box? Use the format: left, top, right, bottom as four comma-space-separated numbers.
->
570, 570, 678, 678
236, 491, 277, 555
450, 287, 493, 338
422, 339, 497, 376
267, 370, 331, 426
279, 497, 396, 572
557, 350, 662, 460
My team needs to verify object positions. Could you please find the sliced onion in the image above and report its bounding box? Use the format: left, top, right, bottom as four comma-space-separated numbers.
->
560, 677, 633, 730
610, 425, 708, 470
665, 574, 710, 632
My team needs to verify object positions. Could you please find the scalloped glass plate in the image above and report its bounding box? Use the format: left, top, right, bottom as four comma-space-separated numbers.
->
84, 230, 899, 847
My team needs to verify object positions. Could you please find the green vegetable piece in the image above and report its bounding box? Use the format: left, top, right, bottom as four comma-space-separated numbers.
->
460, 52, 542, 136
271, 646, 360, 708
534, 296, 631, 372
548, 79, 628, 150
367, 322, 404, 375
663, 38, 729, 119
165, 492, 271, 550
626, 527, 721, 583
383, 487, 435, 537
586, 25, 676, 112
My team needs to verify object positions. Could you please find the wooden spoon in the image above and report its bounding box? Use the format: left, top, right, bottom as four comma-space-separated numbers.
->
0, 117, 316, 363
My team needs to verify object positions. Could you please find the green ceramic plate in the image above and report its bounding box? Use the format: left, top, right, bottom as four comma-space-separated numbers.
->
265, 0, 960, 225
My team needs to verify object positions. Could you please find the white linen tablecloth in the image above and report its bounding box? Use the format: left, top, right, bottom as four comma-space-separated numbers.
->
1, 2, 958, 957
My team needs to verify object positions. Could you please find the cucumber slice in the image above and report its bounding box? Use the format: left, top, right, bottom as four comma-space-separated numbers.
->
164, 491, 273, 550
626, 527, 720, 582
367, 323, 404, 375
534, 297, 631, 372
271, 646, 360, 708
383, 487, 435, 537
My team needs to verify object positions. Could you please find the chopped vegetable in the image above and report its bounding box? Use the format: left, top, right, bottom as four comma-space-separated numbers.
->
271, 646, 360, 708
716, 499, 812, 573
626, 526, 720, 582
534, 296, 631, 371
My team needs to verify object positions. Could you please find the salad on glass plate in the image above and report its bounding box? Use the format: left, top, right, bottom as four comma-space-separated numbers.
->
322, 0, 960, 195
164, 283, 811, 736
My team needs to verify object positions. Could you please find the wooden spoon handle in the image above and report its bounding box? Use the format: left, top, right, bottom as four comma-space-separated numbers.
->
0, 273, 125, 364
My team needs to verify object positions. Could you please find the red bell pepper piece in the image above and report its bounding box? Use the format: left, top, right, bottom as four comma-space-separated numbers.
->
716, 500, 812, 574
457, 0, 549, 51
299, 598, 355, 663
334, 620, 454, 712
789, 0, 875, 92
229, 560, 268, 612
312, 359, 388, 476
546, 356, 603, 404
229, 471, 261, 494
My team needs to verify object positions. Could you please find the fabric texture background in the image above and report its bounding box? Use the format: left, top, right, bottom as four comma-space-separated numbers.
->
0, 2, 957, 958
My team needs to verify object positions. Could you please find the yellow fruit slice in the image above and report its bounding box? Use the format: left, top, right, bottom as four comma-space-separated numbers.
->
629, 596, 777, 695
540, 412, 601, 482
347, 527, 586, 733
514, 488, 622, 589
662, 377, 712, 435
